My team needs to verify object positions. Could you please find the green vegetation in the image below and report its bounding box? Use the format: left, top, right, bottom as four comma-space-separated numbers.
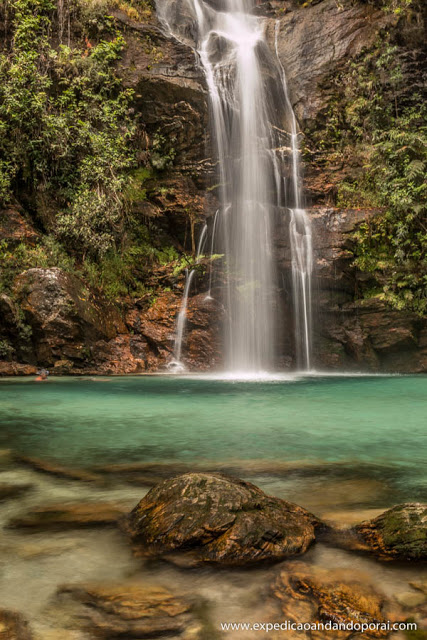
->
0, 0, 136, 257
0, 0, 191, 306
309, 21, 426, 315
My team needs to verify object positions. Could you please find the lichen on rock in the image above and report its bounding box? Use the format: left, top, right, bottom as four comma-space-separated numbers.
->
354, 503, 427, 561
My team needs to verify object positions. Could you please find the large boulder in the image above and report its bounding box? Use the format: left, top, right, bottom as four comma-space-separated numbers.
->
124, 473, 321, 565
353, 503, 427, 561
272, 562, 402, 639
14, 267, 126, 366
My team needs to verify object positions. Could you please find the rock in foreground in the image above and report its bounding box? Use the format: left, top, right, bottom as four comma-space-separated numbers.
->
59, 582, 203, 639
354, 503, 427, 561
273, 562, 401, 639
125, 473, 321, 565
0, 609, 33, 639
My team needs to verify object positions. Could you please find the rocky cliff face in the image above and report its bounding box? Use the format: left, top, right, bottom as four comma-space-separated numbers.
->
0, 0, 425, 374
0, 4, 220, 375
310, 208, 427, 372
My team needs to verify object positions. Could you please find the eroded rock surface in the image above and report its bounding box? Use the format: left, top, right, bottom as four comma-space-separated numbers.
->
58, 582, 203, 639
0, 609, 33, 640
124, 472, 321, 565
270, 0, 395, 124
354, 503, 427, 561
272, 562, 402, 639
14, 268, 125, 367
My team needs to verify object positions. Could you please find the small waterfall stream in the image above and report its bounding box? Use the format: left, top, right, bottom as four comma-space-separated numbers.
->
274, 21, 313, 370
159, 0, 313, 372
168, 223, 207, 372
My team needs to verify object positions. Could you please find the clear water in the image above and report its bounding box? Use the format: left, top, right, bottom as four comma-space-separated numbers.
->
0, 374, 426, 637
0, 374, 426, 502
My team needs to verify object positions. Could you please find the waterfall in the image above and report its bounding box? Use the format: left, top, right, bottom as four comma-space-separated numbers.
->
205, 209, 219, 302
169, 269, 196, 371
158, 0, 313, 373
168, 224, 207, 371
274, 22, 313, 370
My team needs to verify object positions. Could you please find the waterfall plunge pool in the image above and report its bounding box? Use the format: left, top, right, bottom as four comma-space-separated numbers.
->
1, 373, 426, 507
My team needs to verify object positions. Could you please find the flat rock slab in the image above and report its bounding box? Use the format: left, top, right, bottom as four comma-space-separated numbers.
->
0, 483, 32, 501
354, 503, 427, 561
272, 562, 402, 639
58, 582, 203, 638
124, 472, 321, 565
0, 609, 33, 639
14, 455, 103, 483
8, 502, 128, 531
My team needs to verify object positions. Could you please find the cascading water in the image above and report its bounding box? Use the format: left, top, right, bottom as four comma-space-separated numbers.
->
274, 21, 313, 370
205, 209, 219, 302
168, 223, 208, 372
158, 0, 313, 372
169, 269, 196, 371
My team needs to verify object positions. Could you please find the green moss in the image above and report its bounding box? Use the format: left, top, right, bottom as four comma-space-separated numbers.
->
404, 623, 427, 640
124, 167, 152, 204
0, 0, 137, 258
0, 339, 14, 358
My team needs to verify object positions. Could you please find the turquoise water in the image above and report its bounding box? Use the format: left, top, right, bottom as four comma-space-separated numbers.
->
0, 374, 426, 632
0, 374, 426, 500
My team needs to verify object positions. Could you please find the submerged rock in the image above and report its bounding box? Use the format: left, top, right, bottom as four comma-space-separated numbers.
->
0, 609, 33, 639
0, 483, 32, 501
354, 503, 427, 561
8, 502, 128, 531
124, 472, 321, 565
14, 455, 103, 484
58, 582, 203, 639
272, 562, 401, 639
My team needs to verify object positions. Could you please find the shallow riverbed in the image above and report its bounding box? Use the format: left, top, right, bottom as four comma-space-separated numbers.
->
0, 374, 426, 638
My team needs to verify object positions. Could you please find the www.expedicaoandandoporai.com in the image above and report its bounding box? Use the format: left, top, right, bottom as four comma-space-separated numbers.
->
219, 620, 418, 633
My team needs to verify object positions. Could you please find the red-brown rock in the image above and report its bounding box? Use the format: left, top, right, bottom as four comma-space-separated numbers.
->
124, 473, 322, 565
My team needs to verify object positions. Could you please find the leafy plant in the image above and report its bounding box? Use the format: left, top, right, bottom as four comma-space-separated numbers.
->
0, 0, 136, 258
309, 31, 426, 315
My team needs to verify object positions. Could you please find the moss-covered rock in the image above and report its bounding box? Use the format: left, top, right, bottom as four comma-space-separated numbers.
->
354, 503, 427, 561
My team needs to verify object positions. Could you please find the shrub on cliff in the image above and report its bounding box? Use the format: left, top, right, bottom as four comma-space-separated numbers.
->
308, 19, 426, 316
0, 0, 136, 258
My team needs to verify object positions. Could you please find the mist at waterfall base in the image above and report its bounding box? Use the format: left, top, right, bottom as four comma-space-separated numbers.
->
161, 0, 313, 376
